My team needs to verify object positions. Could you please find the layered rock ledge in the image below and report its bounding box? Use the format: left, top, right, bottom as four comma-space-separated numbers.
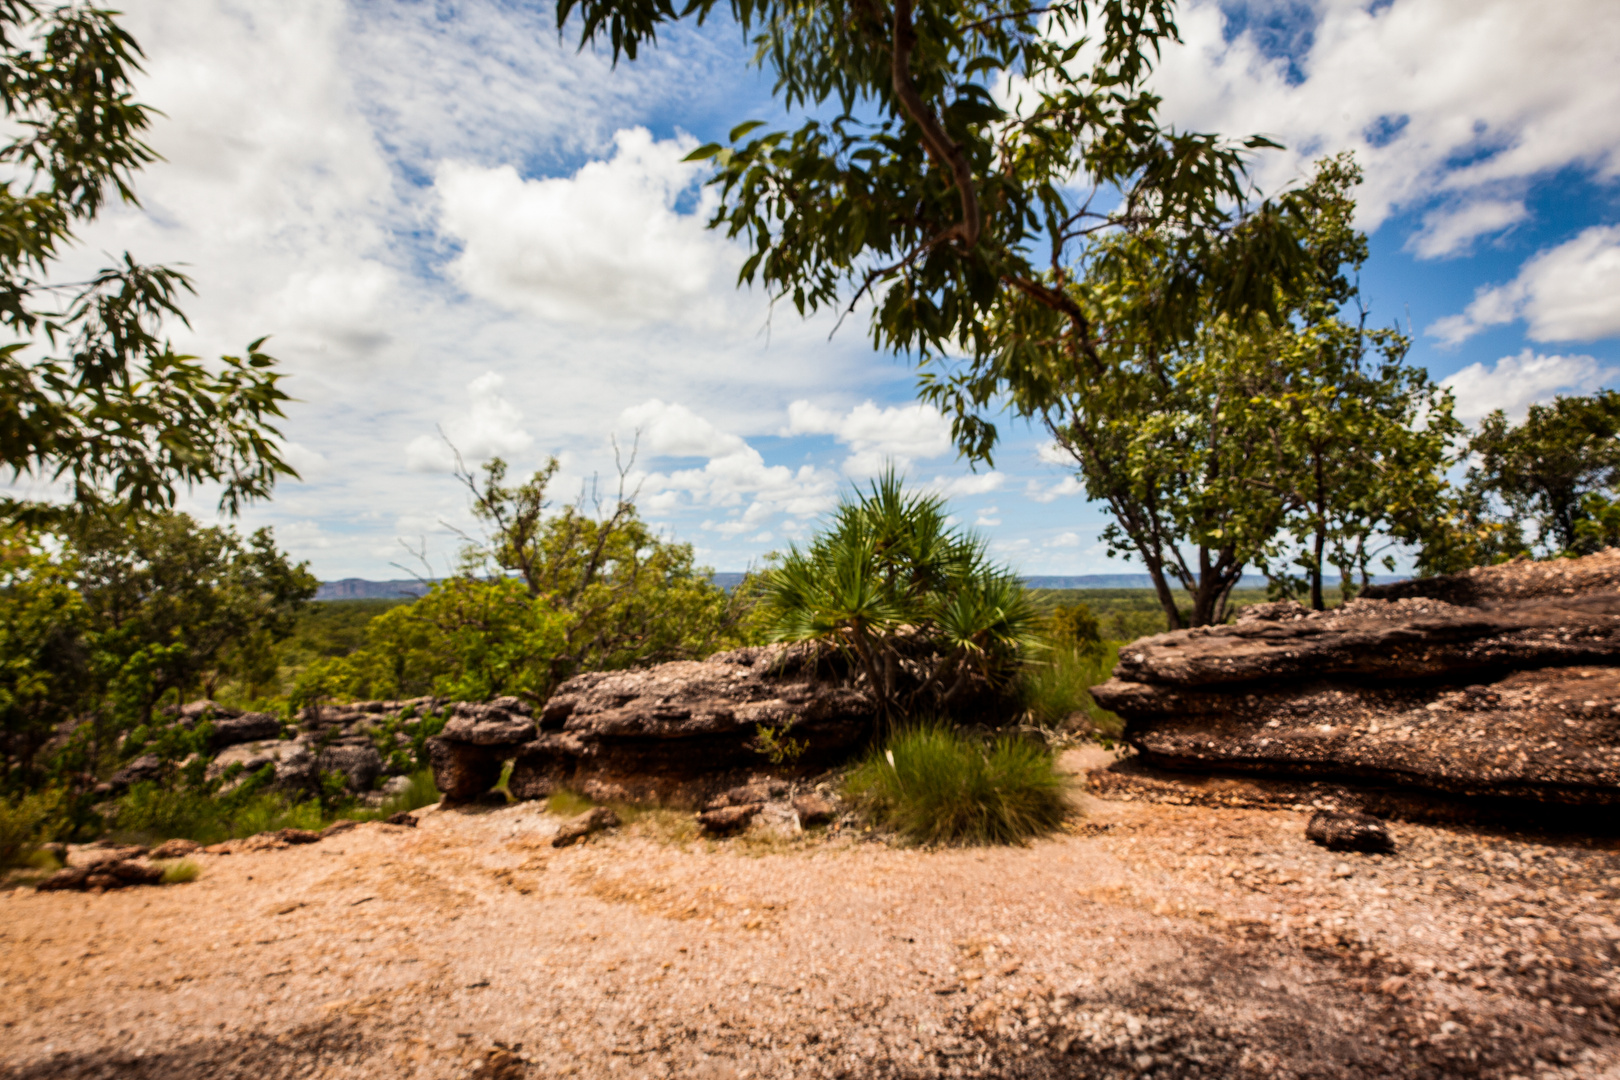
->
1091, 551, 1620, 813
425, 644, 874, 807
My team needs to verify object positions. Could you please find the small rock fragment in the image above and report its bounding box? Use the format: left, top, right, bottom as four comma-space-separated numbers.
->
320, 819, 360, 838
697, 803, 763, 835
1307, 810, 1395, 853
276, 828, 323, 845
385, 811, 419, 828
149, 838, 200, 859
551, 806, 620, 847
791, 793, 836, 826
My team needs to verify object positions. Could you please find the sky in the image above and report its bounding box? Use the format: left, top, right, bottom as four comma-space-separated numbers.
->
44, 0, 1620, 580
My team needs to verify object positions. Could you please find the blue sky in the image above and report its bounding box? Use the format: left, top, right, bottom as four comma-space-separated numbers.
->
53, 0, 1620, 579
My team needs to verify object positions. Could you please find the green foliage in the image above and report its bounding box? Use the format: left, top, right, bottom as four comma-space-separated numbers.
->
457, 455, 761, 690
0, 789, 55, 866
109, 778, 324, 845
1043, 603, 1102, 651
0, 3, 292, 514
159, 859, 199, 884
1037, 156, 1458, 625
560, 1, 1306, 466
1019, 641, 1122, 738
0, 530, 88, 789
762, 471, 1036, 720
1463, 392, 1620, 559
751, 718, 807, 766
844, 725, 1069, 846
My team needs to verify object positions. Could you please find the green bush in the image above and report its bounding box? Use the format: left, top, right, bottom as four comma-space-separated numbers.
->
844, 724, 1070, 846
0, 790, 54, 867
111, 780, 324, 845
159, 859, 200, 884
1020, 641, 1122, 737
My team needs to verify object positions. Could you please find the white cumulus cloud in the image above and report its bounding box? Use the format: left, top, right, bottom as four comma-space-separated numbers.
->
1406, 199, 1529, 259
1429, 225, 1620, 345
436, 128, 739, 327
1441, 349, 1618, 422
785, 399, 955, 476
405, 371, 533, 472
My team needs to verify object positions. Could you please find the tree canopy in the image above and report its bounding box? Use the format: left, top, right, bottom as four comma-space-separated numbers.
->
560, 0, 1306, 461
0, 1, 293, 515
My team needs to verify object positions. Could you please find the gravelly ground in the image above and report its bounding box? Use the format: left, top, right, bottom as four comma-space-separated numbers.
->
2, 749, 1618, 1080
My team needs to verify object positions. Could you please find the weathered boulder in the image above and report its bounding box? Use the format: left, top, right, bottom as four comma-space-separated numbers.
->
206, 737, 319, 794
509, 644, 873, 807
107, 754, 163, 790
426, 699, 538, 803
551, 806, 619, 847
791, 792, 836, 826
316, 743, 384, 792
696, 803, 762, 834
150, 838, 200, 859
1306, 810, 1394, 853
1091, 552, 1620, 813
209, 712, 282, 749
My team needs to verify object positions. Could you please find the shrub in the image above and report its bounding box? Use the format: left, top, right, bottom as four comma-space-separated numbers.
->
844, 724, 1070, 845
159, 859, 200, 884
1020, 641, 1122, 737
0, 790, 54, 867
111, 781, 323, 845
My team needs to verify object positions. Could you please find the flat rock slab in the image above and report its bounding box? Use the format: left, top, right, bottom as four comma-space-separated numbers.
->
1099, 666, 1620, 807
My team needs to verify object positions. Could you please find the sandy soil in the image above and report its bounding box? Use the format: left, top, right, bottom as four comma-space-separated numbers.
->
2, 750, 1618, 1080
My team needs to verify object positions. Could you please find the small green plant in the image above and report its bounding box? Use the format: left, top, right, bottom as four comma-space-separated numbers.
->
751, 718, 808, 765
160, 859, 200, 884
844, 724, 1070, 846
546, 789, 595, 818
110, 778, 324, 845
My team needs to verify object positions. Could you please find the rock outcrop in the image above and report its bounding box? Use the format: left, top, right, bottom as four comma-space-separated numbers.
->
505, 644, 874, 807
1091, 551, 1620, 813
425, 697, 537, 802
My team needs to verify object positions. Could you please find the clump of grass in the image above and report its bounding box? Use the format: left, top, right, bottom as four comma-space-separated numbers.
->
110, 781, 325, 845
160, 859, 200, 884
1020, 641, 1123, 738
546, 789, 595, 817
352, 769, 441, 821
844, 724, 1070, 846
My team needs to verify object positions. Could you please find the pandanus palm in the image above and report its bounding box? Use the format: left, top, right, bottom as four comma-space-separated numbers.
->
762, 471, 1037, 723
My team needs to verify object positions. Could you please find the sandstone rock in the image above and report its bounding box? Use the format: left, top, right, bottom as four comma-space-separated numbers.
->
706, 780, 786, 810
427, 736, 508, 803
511, 644, 874, 807
1306, 811, 1395, 853
697, 804, 762, 834
386, 811, 418, 828
150, 838, 200, 859
36, 859, 163, 891
107, 754, 163, 790
178, 699, 239, 721
207, 738, 318, 795
1091, 551, 1620, 814
320, 819, 360, 838
791, 793, 836, 826
209, 712, 282, 749
441, 701, 537, 745
551, 806, 619, 847
380, 775, 414, 796
317, 743, 383, 792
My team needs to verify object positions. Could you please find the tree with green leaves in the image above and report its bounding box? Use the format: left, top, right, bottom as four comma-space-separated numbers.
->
762, 471, 1036, 720
0, 526, 87, 791
1462, 392, 1620, 559
1037, 156, 1457, 625
0, 1, 292, 516
560, 0, 1305, 464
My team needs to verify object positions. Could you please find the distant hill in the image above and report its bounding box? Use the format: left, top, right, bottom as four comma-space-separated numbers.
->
319, 571, 1409, 599
315, 578, 432, 601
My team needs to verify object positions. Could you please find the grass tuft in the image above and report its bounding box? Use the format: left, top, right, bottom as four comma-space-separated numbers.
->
546, 789, 596, 818
844, 723, 1070, 846
160, 859, 200, 884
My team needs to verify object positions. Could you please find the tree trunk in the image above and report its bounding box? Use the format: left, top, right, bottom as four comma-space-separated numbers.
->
1310, 454, 1327, 610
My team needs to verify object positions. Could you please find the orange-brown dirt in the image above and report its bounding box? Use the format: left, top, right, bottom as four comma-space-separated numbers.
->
3, 750, 1618, 1080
